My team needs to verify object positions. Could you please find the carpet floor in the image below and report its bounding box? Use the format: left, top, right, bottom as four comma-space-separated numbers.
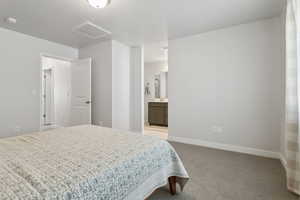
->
148, 142, 298, 200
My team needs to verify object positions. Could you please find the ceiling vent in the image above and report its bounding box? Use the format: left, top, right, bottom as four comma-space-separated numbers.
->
73, 21, 111, 39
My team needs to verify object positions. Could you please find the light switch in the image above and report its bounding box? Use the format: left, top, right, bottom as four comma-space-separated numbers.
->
31, 89, 37, 96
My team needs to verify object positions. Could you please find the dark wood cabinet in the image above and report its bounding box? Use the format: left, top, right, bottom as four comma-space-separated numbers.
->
148, 102, 168, 126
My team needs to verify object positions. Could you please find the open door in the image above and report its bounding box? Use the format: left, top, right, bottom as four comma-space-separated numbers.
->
70, 58, 92, 126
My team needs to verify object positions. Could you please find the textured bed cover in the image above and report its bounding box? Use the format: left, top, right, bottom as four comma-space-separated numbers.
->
0, 125, 189, 200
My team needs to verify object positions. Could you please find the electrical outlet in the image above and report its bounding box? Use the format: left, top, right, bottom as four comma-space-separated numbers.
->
99, 121, 104, 126
211, 126, 223, 134
216, 127, 223, 133
14, 126, 21, 134
31, 89, 37, 96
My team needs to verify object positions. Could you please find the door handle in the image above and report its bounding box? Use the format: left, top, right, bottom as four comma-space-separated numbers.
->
85, 101, 91, 104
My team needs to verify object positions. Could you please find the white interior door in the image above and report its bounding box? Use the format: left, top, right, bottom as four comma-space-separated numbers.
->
70, 58, 92, 126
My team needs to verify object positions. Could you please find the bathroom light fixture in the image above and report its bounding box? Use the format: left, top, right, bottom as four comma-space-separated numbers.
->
87, 0, 111, 8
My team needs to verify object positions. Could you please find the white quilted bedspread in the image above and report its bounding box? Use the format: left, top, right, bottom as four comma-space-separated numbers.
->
0, 125, 189, 200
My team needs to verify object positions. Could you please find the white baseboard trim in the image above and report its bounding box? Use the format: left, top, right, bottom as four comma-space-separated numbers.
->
168, 136, 280, 159
279, 153, 287, 172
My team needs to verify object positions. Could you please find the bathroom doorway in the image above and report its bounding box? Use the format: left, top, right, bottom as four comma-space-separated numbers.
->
143, 43, 168, 139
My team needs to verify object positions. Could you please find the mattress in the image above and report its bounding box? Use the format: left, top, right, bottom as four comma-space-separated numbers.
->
0, 125, 189, 200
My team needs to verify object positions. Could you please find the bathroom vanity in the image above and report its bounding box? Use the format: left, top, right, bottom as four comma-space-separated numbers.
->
148, 102, 168, 126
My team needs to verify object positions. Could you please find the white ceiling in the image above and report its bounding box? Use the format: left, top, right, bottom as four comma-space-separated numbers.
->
144, 42, 168, 63
0, 0, 285, 49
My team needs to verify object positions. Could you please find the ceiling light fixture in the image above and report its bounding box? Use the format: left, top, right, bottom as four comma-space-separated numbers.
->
87, 0, 111, 8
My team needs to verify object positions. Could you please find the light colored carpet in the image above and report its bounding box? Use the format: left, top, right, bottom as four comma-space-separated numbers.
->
148, 142, 298, 200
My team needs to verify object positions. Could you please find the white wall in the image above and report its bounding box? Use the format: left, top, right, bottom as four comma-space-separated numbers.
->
168, 17, 285, 153
144, 61, 168, 123
79, 41, 113, 127
130, 47, 144, 133
279, 13, 286, 161
79, 40, 131, 130
0, 28, 77, 138
112, 40, 130, 130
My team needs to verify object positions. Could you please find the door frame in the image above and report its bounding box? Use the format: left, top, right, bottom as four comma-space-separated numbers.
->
42, 68, 54, 126
39, 53, 75, 131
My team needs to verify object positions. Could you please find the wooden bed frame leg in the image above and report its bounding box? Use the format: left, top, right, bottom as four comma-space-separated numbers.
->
168, 176, 177, 195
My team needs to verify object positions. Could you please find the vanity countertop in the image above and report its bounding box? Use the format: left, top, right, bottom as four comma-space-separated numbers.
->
149, 99, 168, 103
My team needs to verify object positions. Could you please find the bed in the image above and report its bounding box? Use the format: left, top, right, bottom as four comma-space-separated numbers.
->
0, 125, 189, 200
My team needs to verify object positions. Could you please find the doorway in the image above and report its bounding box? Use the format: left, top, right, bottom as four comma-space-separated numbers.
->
143, 44, 168, 139
42, 68, 54, 127
40, 55, 92, 130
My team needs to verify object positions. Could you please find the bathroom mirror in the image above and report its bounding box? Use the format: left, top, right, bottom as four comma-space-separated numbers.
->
154, 71, 168, 100
154, 74, 160, 98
